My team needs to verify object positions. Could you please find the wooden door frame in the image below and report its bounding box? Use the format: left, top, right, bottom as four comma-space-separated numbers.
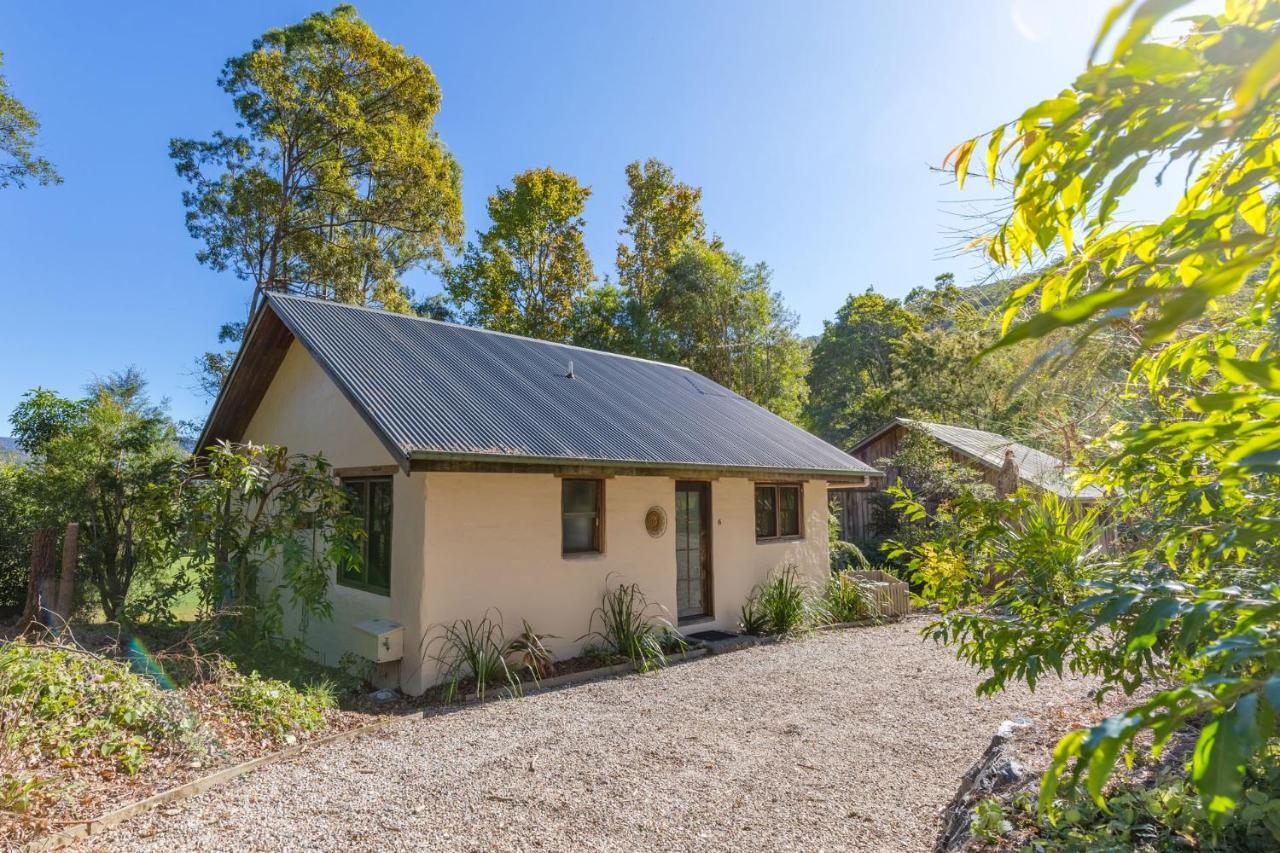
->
675, 480, 713, 624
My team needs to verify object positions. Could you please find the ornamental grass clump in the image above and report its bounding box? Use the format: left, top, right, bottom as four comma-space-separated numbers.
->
745, 564, 818, 636
427, 614, 524, 701
820, 570, 882, 625
580, 581, 681, 672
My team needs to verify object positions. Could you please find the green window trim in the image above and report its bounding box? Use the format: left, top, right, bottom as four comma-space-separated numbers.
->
339, 476, 393, 595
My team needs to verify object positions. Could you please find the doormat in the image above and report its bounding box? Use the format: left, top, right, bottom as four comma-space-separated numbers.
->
687, 629, 738, 642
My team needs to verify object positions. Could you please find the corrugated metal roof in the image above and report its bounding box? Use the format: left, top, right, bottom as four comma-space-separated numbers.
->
259, 293, 877, 477
856, 417, 1103, 500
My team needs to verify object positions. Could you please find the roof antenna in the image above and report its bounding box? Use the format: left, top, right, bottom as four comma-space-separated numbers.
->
565, 359, 576, 379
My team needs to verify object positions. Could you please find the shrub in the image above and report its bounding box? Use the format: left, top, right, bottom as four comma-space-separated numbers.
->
0, 464, 32, 618
1007, 743, 1280, 851
970, 796, 1012, 845
427, 614, 523, 701
745, 564, 817, 636
0, 639, 203, 775
820, 571, 881, 624
213, 663, 335, 743
505, 619, 557, 682
830, 539, 870, 573
580, 581, 680, 672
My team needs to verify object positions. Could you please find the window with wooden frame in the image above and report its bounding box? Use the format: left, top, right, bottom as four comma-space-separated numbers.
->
562, 478, 603, 555
339, 476, 393, 595
755, 483, 803, 541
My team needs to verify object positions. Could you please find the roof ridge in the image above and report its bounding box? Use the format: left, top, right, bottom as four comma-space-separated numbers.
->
265, 291, 694, 372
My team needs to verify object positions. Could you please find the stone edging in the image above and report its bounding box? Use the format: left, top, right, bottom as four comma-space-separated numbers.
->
24, 646, 711, 852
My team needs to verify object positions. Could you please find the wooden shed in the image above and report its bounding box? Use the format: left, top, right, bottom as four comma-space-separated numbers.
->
830, 418, 1105, 542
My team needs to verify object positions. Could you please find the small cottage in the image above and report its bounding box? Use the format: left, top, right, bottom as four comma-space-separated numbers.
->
200, 293, 878, 694
830, 418, 1104, 542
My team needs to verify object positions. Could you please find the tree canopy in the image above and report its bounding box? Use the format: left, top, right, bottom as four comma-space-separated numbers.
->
0, 49, 59, 189
172, 4, 463, 314
653, 242, 808, 421
615, 158, 708, 351
446, 167, 595, 342
11, 370, 183, 622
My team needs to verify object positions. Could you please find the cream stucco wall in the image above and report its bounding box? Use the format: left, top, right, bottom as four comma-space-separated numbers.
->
406, 471, 829, 695
241, 340, 831, 696
240, 341, 428, 683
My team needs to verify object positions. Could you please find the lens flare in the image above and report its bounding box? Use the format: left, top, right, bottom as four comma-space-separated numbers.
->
126, 636, 176, 690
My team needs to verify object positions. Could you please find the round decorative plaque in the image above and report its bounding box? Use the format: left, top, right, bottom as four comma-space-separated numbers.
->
644, 506, 667, 538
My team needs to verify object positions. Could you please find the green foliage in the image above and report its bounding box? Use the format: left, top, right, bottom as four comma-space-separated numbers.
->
744, 564, 818, 636
931, 0, 1280, 824
652, 242, 809, 421
11, 371, 185, 622
175, 441, 362, 640
0, 766, 51, 814
0, 464, 33, 616
580, 581, 680, 672
213, 662, 335, 743
820, 570, 881, 624
805, 289, 920, 446
803, 276, 1094, 455
883, 431, 991, 505
426, 614, 524, 702
505, 619, 557, 682
888, 488, 1109, 686
0, 49, 59, 189
0, 639, 201, 775
830, 539, 870, 573
614, 158, 708, 352
970, 796, 1012, 845
171, 4, 463, 311
738, 593, 770, 636
193, 321, 246, 401
447, 167, 595, 342
1009, 745, 1280, 852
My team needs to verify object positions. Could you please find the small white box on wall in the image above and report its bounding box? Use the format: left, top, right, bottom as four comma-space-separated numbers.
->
352, 618, 404, 663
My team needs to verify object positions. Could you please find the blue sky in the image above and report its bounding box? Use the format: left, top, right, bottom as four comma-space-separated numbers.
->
1, 0, 1149, 425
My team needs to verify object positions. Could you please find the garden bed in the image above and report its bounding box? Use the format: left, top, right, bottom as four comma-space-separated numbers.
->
0, 632, 373, 849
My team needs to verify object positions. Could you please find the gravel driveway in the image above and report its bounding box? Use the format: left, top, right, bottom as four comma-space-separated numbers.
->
79, 616, 1095, 852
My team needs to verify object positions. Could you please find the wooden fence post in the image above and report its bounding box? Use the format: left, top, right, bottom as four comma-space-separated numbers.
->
56, 522, 79, 627
20, 528, 57, 632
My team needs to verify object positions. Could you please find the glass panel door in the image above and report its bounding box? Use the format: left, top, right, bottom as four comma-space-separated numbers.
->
675, 482, 710, 621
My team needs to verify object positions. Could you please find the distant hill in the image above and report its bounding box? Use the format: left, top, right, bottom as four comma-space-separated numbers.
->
956, 272, 1034, 314
0, 437, 27, 464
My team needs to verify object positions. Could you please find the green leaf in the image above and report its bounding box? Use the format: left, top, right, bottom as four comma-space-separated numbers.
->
1219, 356, 1280, 392
1090, 0, 1137, 63
1126, 597, 1182, 652
1110, 0, 1197, 62
991, 287, 1159, 351
1083, 714, 1141, 806
1090, 591, 1144, 628
986, 125, 1006, 187
1239, 187, 1268, 235
1233, 34, 1280, 116
1192, 694, 1261, 822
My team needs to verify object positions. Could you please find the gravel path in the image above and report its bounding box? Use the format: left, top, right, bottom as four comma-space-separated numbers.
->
79, 616, 1095, 852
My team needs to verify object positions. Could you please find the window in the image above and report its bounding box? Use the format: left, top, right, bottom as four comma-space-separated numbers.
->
755, 483, 802, 541
339, 477, 392, 594
562, 478, 603, 554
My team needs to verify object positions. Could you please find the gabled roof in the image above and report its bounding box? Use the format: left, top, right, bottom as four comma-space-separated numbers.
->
850, 417, 1104, 501
200, 292, 878, 479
